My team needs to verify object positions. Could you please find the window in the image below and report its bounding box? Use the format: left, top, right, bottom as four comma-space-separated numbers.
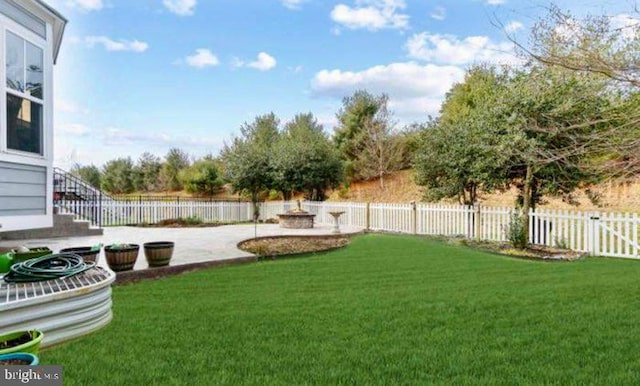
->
6, 30, 43, 155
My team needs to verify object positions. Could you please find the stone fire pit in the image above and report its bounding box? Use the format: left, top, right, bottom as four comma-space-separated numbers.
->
277, 201, 316, 229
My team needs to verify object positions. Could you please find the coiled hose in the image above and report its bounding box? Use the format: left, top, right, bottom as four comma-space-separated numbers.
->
3, 253, 96, 283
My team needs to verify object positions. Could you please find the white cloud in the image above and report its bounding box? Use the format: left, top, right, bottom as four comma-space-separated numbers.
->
316, 114, 339, 129
163, 0, 197, 16
405, 32, 518, 65
56, 99, 89, 115
231, 57, 245, 68
248, 52, 277, 71
54, 126, 225, 169
56, 124, 91, 136
66, 0, 103, 11
611, 14, 640, 40
101, 127, 224, 153
281, 0, 308, 10
84, 36, 149, 52
311, 62, 465, 119
504, 21, 523, 33
234, 52, 277, 71
289, 65, 304, 73
330, 0, 409, 31
485, 0, 505, 4
430, 6, 446, 21
185, 49, 219, 68
553, 19, 582, 41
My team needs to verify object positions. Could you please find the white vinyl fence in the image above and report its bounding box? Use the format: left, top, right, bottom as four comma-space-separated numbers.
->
60, 199, 640, 259
60, 200, 252, 226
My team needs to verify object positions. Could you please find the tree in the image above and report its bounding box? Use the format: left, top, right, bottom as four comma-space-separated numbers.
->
222, 113, 279, 217
334, 90, 389, 180
508, 4, 640, 178
513, 5, 640, 88
133, 152, 162, 192
159, 148, 190, 191
271, 113, 343, 200
355, 101, 403, 188
498, 65, 616, 240
396, 123, 423, 170
413, 66, 512, 204
101, 157, 135, 194
179, 158, 222, 195
70, 163, 101, 189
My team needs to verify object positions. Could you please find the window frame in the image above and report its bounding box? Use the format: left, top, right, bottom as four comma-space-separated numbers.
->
0, 13, 48, 160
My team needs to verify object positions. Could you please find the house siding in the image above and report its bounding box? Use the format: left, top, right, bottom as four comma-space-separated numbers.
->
0, 160, 46, 216
0, 0, 46, 38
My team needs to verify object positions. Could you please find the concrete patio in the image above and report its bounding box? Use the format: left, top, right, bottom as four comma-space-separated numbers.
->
0, 224, 364, 270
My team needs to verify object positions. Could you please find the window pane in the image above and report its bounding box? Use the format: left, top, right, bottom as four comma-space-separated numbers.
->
26, 41, 43, 99
6, 32, 24, 92
7, 93, 42, 154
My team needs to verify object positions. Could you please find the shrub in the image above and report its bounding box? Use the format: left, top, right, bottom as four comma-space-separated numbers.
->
179, 159, 221, 195
555, 237, 569, 250
185, 216, 203, 226
504, 212, 528, 250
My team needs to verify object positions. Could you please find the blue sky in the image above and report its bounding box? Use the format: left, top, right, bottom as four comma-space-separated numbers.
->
44, 0, 631, 169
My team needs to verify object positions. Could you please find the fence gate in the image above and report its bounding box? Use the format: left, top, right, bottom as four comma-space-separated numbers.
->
592, 212, 640, 258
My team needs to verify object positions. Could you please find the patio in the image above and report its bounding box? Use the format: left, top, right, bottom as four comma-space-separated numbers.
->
0, 223, 364, 271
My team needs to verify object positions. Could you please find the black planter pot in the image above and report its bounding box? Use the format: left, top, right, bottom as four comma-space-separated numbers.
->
59, 246, 100, 263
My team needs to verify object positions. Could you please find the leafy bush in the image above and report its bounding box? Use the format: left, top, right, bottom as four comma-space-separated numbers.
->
101, 158, 135, 194
268, 190, 281, 200
185, 216, 203, 226
504, 212, 528, 250
179, 159, 222, 195
555, 237, 569, 250
337, 182, 350, 199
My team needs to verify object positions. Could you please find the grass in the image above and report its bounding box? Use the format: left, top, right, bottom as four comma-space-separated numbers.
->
42, 234, 640, 385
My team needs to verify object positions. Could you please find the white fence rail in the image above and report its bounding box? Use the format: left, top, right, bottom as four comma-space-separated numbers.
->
61, 199, 640, 259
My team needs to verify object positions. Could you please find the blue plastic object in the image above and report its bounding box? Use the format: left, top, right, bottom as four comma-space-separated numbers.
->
0, 352, 39, 365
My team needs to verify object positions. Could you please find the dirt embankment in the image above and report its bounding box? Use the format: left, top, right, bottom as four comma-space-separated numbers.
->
326, 169, 640, 212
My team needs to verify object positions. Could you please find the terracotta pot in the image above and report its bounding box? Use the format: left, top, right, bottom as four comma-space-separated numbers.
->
104, 244, 139, 272
143, 241, 174, 267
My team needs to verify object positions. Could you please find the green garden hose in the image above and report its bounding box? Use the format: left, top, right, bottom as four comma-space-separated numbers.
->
3, 253, 96, 283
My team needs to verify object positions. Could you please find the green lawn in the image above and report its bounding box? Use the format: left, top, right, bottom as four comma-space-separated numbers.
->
43, 234, 640, 385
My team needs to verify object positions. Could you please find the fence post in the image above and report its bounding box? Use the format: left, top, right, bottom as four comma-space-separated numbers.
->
633, 213, 639, 257
98, 190, 102, 228
411, 201, 417, 235
591, 211, 600, 256
474, 203, 481, 241
365, 202, 370, 231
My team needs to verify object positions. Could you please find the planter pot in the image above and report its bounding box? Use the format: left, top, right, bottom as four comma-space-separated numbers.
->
0, 253, 13, 274
11, 247, 52, 264
59, 246, 101, 264
143, 241, 175, 267
0, 352, 39, 366
104, 244, 139, 272
0, 330, 44, 356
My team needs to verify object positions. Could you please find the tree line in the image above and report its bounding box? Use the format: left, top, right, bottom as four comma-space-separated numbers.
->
72, 92, 414, 198
71, 149, 222, 195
